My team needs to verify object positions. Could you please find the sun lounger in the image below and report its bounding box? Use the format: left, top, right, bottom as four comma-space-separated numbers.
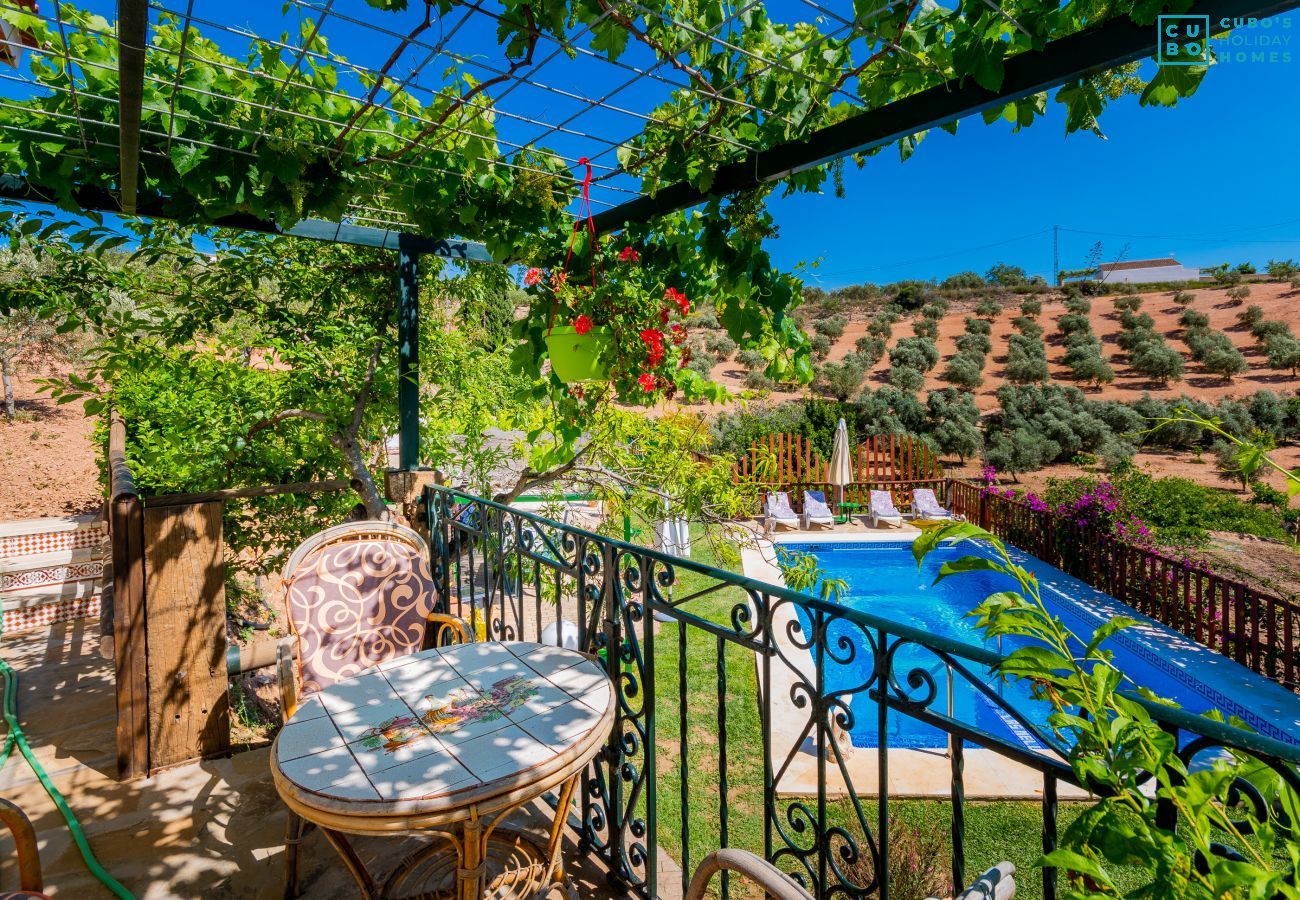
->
764, 491, 799, 533
801, 490, 835, 529
912, 487, 963, 521
868, 490, 903, 528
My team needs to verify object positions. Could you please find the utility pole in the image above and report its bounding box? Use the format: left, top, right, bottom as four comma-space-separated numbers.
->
1053, 224, 1060, 287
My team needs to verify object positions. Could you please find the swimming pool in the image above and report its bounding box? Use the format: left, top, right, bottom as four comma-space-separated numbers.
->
783, 538, 1300, 751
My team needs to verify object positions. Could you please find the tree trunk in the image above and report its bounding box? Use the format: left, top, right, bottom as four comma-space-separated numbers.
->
334, 435, 392, 521
1, 351, 14, 422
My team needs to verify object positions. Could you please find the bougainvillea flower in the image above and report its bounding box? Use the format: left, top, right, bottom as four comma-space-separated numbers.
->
573, 314, 593, 335
524, 267, 542, 286
619, 246, 641, 263
638, 373, 656, 392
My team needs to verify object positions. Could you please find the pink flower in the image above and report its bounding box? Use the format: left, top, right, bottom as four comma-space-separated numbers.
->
619, 246, 640, 263
573, 315, 592, 336
524, 267, 542, 287
638, 373, 657, 392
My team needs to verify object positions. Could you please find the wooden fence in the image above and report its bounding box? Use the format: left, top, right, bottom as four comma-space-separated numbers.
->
947, 480, 1300, 689
107, 411, 353, 779
735, 432, 945, 510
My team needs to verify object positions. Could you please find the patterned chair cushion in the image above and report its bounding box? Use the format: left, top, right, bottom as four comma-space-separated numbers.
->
286, 534, 436, 695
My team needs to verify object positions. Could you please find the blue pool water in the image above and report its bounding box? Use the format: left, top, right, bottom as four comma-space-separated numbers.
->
784, 540, 1300, 751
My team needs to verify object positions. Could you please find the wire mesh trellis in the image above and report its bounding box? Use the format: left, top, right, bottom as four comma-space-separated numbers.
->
0, 0, 923, 229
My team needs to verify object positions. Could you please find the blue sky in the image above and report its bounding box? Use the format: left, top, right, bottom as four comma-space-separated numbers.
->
770, 23, 1300, 288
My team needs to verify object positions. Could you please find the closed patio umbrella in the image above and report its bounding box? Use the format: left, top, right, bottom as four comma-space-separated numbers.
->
828, 418, 853, 509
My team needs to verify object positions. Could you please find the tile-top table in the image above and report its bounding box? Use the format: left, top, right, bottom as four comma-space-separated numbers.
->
270, 641, 615, 900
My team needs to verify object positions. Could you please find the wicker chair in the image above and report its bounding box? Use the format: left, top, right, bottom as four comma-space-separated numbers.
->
0, 798, 48, 899
275, 520, 470, 897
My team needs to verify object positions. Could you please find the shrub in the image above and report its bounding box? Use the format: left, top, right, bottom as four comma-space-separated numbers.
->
1005, 334, 1049, 384
743, 370, 776, 391
704, 333, 737, 361
985, 262, 1029, 287
684, 353, 715, 379
1130, 341, 1185, 383
1266, 258, 1299, 279
1116, 327, 1157, 353
912, 318, 940, 340
813, 313, 848, 340
1063, 295, 1092, 315
1178, 308, 1210, 330
1172, 290, 1194, 306
1226, 285, 1251, 306
889, 365, 925, 392
1118, 309, 1154, 332
1236, 305, 1265, 329
688, 308, 720, 329
811, 333, 833, 358
816, 355, 869, 401
974, 298, 1002, 319
926, 389, 982, 461
920, 300, 948, 321
954, 332, 992, 356
1113, 294, 1143, 313
964, 316, 992, 336
854, 335, 886, 364
736, 348, 766, 371
1252, 319, 1293, 342
940, 271, 985, 290
1019, 297, 1042, 317
1265, 334, 1300, 375
891, 280, 933, 310
1064, 345, 1115, 386
1057, 313, 1092, 335
1011, 315, 1043, 339
984, 384, 1138, 478
940, 352, 984, 389
1200, 345, 1248, 381
867, 317, 893, 340
889, 336, 940, 373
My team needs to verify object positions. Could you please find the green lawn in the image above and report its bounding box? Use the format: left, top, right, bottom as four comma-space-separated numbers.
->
640, 525, 1143, 899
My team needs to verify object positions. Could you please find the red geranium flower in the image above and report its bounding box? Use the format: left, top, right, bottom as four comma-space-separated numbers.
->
640, 328, 663, 346
550, 271, 568, 288
524, 267, 542, 287
619, 246, 641, 263
573, 314, 593, 335
670, 323, 686, 345
638, 373, 657, 392
660, 308, 670, 325
664, 287, 690, 316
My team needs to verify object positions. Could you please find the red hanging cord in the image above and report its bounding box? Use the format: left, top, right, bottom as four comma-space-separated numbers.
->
548, 158, 600, 335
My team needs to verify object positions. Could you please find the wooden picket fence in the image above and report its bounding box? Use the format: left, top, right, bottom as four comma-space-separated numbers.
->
947, 480, 1300, 689
734, 433, 944, 511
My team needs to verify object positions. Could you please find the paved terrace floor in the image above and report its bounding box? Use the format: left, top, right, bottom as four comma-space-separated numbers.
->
0, 623, 657, 899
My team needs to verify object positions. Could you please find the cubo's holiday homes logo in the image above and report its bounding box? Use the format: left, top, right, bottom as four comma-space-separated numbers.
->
1158, 15, 1209, 65
1158, 15, 1293, 66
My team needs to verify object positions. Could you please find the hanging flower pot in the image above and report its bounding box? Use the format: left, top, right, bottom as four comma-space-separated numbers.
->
545, 323, 612, 383
525, 159, 697, 404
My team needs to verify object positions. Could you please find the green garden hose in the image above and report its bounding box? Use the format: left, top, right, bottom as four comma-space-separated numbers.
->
0, 651, 133, 899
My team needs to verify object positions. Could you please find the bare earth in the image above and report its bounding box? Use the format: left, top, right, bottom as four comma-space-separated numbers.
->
0, 360, 101, 520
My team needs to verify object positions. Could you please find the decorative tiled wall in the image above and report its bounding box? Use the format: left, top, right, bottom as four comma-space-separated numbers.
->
1, 515, 106, 634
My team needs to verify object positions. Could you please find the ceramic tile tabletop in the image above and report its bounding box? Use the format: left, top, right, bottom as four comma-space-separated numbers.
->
275, 642, 612, 805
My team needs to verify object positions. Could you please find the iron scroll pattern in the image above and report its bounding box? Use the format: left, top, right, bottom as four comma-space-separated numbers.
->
424, 486, 1300, 900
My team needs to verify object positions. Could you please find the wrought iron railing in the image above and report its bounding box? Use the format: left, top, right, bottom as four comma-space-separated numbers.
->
425, 485, 1300, 900
947, 480, 1300, 688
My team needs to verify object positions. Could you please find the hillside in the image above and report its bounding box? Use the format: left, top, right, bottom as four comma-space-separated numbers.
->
702, 282, 1300, 410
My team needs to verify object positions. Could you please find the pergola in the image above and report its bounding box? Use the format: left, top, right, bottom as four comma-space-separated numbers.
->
0, 0, 1294, 471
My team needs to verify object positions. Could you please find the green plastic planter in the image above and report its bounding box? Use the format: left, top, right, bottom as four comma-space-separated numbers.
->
545, 325, 612, 383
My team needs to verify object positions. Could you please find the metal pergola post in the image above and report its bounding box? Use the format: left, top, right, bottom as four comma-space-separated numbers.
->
397, 235, 421, 472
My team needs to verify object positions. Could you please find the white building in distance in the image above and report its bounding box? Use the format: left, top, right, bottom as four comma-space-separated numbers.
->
1097, 257, 1204, 284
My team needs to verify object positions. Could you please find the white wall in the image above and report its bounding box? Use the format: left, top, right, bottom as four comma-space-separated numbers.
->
1103, 265, 1203, 284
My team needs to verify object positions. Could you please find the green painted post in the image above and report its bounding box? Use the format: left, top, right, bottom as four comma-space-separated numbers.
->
397, 238, 420, 471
